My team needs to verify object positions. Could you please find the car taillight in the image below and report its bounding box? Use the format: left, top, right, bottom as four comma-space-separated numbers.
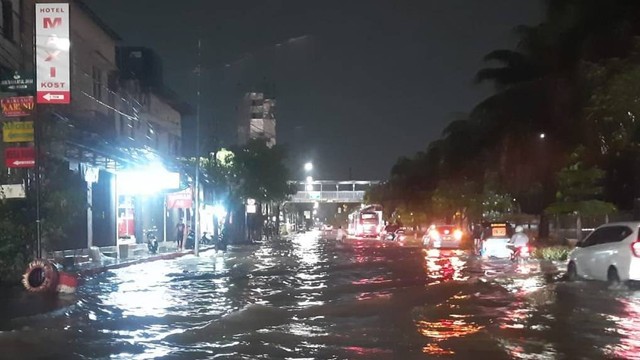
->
632, 242, 640, 257
454, 229, 463, 241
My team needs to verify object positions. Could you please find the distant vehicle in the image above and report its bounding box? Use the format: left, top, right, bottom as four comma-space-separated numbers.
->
568, 222, 640, 284
422, 225, 463, 249
321, 225, 337, 240
385, 228, 407, 242
348, 205, 383, 238
380, 224, 400, 240
479, 222, 514, 258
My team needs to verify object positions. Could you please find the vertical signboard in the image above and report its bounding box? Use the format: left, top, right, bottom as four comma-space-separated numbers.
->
2, 121, 34, 142
35, 3, 70, 104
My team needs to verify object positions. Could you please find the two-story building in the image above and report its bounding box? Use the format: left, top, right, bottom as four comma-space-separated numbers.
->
0, 0, 188, 253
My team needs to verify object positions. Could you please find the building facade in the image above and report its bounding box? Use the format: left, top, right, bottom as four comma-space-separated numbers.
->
237, 92, 276, 147
0, 0, 188, 253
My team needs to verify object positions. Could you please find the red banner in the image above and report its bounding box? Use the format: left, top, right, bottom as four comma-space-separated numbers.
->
5, 147, 35, 168
1, 96, 34, 117
166, 188, 193, 209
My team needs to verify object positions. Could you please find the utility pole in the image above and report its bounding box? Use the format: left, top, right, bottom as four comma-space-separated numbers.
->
32, 13, 42, 259
194, 39, 202, 256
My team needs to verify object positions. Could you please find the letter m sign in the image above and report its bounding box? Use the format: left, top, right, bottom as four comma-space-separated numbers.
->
43, 17, 62, 28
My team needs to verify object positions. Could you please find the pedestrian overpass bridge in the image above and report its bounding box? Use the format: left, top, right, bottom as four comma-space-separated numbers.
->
288, 180, 380, 203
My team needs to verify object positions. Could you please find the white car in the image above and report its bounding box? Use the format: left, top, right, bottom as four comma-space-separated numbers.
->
568, 222, 640, 284
479, 222, 514, 259
423, 225, 463, 249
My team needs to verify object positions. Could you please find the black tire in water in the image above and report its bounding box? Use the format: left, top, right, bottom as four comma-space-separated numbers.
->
607, 266, 621, 285
567, 261, 578, 281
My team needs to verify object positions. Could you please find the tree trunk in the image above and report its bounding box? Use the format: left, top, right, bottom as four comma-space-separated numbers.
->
538, 212, 550, 242
576, 213, 582, 242
213, 214, 219, 242
275, 203, 281, 235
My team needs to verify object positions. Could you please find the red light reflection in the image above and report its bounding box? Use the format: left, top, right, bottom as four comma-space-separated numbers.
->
416, 318, 483, 356
344, 346, 391, 356
422, 249, 466, 281
609, 299, 640, 359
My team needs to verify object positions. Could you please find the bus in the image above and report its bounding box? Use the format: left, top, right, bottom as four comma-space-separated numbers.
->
348, 205, 384, 238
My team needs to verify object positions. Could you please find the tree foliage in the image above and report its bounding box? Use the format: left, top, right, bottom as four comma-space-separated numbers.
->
546, 146, 616, 216
368, 1, 640, 227
0, 157, 86, 283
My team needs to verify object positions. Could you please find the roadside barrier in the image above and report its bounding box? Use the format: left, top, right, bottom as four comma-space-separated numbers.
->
57, 271, 79, 294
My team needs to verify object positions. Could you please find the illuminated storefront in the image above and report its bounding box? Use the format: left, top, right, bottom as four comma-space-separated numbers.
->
115, 164, 183, 245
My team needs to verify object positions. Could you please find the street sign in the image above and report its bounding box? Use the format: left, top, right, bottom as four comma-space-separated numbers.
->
0, 72, 34, 92
4, 147, 35, 168
1, 96, 34, 117
35, 3, 70, 104
0, 184, 26, 199
2, 121, 34, 142
166, 188, 193, 209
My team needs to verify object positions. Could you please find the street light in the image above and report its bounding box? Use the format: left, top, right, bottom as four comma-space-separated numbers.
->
539, 133, 546, 139
304, 162, 313, 172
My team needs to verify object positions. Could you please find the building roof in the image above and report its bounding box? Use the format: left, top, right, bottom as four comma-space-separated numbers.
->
151, 86, 194, 116
74, 0, 122, 41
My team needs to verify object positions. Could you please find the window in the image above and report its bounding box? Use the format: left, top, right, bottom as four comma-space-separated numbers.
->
146, 123, 154, 146
1, 0, 14, 41
92, 66, 102, 100
579, 226, 632, 247
119, 114, 126, 136
129, 119, 135, 138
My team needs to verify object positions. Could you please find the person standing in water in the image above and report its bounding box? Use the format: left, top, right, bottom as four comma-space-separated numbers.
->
176, 218, 186, 250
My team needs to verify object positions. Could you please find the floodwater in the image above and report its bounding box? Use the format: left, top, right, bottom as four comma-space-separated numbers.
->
1, 231, 640, 359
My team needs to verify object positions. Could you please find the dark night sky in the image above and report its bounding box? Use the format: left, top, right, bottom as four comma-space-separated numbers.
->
84, 0, 542, 180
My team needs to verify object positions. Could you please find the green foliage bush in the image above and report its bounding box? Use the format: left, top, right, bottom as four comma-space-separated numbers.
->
0, 157, 85, 283
0, 208, 31, 284
533, 245, 572, 261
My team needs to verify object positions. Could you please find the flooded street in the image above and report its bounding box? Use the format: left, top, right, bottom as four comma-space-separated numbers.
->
2, 232, 640, 359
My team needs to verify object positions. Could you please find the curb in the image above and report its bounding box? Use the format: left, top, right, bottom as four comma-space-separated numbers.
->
79, 246, 215, 277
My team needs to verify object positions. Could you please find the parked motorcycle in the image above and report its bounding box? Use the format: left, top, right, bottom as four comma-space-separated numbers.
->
185, 229, 196, 249
200, 232, 213, 245
146, 229, 159, 254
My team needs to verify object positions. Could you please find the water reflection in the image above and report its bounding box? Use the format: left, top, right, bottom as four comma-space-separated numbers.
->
8, 233, 640, 359
416, 318, 483, 355
423, 248, 468, 282
608, 297, 640, 359
102, 261, 174, 318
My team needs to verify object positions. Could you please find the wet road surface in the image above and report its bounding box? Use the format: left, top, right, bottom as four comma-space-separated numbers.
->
1, 231, 640, 359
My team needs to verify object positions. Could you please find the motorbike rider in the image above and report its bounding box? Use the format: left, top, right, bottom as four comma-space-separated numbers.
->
508, 225, 529, 256
336, 226, 346, 242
